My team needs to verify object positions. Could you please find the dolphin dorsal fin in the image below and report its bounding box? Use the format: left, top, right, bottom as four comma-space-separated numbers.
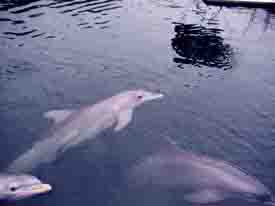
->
114, 109, 133, 132
44, 109, 75, 124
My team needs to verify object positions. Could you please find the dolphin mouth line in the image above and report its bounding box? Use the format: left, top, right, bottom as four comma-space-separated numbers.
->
145, 93, 164, 101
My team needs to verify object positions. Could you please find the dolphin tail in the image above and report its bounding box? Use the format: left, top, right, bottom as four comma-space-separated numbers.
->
6, 148, 42, 173
6, 138, 59, 173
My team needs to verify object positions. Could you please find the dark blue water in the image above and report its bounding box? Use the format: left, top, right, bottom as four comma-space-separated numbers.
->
1, 0, 275, 205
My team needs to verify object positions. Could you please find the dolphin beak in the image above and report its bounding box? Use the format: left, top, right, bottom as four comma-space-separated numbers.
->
29, 183, 52, 194
144, 93, 164, 102
15, 183, 52, 199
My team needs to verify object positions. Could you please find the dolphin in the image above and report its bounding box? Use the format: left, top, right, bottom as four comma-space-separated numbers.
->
7, 90, 163, 173
0, 173, 51, 201
126, 137, 274, 204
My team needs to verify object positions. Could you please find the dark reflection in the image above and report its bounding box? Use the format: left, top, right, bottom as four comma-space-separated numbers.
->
193, 0, 275, 32
0, 63, 33, 81
171, 23, 234, 70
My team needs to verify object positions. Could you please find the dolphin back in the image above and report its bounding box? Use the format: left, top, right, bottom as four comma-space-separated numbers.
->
127, 147, 272, 204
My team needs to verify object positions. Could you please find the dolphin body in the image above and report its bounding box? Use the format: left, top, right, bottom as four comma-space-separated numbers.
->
7, 90, 163, 173
0, 173, 51, 201
127, 137, 274, 204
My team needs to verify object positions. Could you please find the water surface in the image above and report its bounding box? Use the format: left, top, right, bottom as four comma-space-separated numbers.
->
0, 0, 275, 206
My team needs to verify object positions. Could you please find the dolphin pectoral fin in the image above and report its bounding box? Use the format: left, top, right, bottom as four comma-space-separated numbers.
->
44, 109, 75, 124
56, 130, 80, 154
184, 189, 225, 204
57, 138, 81, 155
114, 109, 133, 132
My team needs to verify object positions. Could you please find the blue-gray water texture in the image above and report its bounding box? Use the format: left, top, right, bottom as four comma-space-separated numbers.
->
0, 0, 275, 205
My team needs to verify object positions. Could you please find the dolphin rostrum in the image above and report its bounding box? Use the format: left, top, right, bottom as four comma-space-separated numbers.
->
0, 173, 51, 201
7, 90, 163, 173
127, 137, 274, 204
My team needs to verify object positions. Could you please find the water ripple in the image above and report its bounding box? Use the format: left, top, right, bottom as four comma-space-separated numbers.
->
0, 0, 122, 40
31, 32, 46, 38
82, 25, 93, 29
12, 20, 25, 25
50, 0, 94, 9
28, 12, 45, 18
94, 20, 110, 24
60, 1, 114, 13
10, 2, 56, 14
3, 29, 38, 36
0, 18, 25, 25
63, 0, 121, 14
0, 17, 11, 22
0, 0, 42, 11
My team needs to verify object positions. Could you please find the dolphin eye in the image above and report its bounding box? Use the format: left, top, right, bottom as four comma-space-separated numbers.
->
137, 95, 143, 99
9, 184, 19, 192
10, 186, 18, 192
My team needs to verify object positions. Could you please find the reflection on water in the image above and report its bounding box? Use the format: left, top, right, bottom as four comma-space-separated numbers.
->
0, 0, 122, 40
171, 23, 234, 70
244, 8, 275, 31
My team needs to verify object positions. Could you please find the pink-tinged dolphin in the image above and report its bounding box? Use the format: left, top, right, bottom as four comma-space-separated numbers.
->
7, 90, 163, 173
127, 137, 274, 204
0, 173, 51, 201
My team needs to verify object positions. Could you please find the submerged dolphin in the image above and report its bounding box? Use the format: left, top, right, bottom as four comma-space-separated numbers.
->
127, 137, 274, 204
7, 90, 163, 173
0, 173, 51, 201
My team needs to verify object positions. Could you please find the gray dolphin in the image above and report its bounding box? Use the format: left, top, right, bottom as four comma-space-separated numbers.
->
7, 90, 163, 173
127, 137, 274, 204
0, 173, 51, 201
